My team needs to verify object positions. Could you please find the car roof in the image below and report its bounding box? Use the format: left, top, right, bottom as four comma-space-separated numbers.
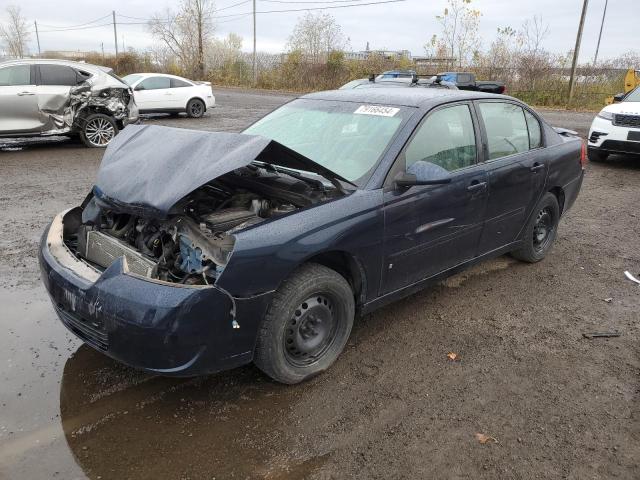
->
301, 87, 508, 108
0, 58, 110, 74
127, 73, 193, 82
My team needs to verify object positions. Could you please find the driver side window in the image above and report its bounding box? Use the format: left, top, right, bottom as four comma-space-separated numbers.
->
405, 104, 477, 172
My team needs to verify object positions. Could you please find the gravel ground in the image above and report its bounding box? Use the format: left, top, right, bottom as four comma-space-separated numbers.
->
0, 88, 638, 480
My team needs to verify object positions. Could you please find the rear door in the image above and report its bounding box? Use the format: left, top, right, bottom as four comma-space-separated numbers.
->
0, 64, 42, 134
474, 101, 549, 254
381, 102, 489, 294
134, 76, 172, 111
34, 64, 81, 131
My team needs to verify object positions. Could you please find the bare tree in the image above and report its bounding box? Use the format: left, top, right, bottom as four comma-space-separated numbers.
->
520, 15, 549, 56
0, 5, 31, 58
148, 0, 215, 78
435, 0, 481, 68
287, 12, 348, 63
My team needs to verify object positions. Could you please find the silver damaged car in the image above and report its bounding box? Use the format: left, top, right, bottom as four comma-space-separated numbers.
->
0, 59, 138, 147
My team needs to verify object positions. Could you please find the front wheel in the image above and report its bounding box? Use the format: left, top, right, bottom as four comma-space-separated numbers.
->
186, 99, 205, 118
511, 192, 560, 263
254, 263, 355, 384
80, 113, 118, 148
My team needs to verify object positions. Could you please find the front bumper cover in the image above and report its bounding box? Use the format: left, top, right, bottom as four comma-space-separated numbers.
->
38, 211, 271, 376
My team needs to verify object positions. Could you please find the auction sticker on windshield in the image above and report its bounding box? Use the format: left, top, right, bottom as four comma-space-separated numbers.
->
354, 105, 400, 117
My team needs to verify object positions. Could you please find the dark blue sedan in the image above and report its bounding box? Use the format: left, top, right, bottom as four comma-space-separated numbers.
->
39, 88, 585, 384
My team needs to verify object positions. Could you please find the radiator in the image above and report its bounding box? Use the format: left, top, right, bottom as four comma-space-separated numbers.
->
84, 230, 156, 277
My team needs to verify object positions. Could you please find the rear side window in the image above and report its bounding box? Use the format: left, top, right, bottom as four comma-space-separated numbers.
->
138, 77, 171, 90
0, 65, 31, 86
76, 69, 92, 84
478, 102, 530, 160
405, 104, 477, 172
458, 73, 473, 83
171, 78, 192, 88
39, 65, 78, 86
524, 110, 542, 149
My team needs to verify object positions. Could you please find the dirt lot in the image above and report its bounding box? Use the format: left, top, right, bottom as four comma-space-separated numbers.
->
0, 89, 638, 480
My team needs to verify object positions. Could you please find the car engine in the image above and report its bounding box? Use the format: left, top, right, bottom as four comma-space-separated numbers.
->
64, 165, 341, 286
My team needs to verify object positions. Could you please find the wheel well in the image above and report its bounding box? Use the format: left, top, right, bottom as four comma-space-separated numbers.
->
186, 97, 206, 111
548, 187, 565, 214
74, 107, 121, 129
305, 251, 366, 308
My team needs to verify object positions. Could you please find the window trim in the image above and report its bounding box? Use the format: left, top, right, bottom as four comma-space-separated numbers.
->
473, 99, 547, 164
383, 100, 483, 188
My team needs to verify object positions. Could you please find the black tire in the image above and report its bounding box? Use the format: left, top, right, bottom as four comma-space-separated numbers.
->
588, 148, 608, 162
254, 263, 355, 384
186, 98, 205, 118
79, 113, 118, 148
511, 192, 560, 263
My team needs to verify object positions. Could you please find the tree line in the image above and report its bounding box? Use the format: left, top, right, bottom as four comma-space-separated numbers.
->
1, 0, 638, 108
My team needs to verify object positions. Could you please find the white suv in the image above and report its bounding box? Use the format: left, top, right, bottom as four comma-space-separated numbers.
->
588, 87, 640, 161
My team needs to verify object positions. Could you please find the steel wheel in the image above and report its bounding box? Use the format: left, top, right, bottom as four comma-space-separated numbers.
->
283, 295, 338, 367
84, 117, 116, 147
532, 206, 555, 253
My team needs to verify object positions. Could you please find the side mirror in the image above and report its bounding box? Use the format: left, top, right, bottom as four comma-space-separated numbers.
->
394, 165, 452, 189
134, 84, 145, 91
613, 93, 625, 103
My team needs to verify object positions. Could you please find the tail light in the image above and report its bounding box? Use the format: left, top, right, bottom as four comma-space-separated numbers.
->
500, 85, 506, 94
580, 141, 587, 168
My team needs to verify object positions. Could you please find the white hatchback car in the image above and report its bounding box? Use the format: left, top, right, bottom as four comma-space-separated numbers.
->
122, 73, 215, 118
588, 87, 640, 161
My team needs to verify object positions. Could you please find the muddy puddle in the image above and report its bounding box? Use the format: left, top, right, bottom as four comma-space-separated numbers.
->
0, 287, 326, 480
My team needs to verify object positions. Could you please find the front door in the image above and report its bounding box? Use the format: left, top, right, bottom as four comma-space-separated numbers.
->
474, 101, 549, 254
381, 103, 488, 295
0, 64, 42, 134
134, 76, 172, 111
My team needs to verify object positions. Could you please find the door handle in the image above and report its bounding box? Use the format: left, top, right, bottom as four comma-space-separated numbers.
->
530, 163, 545, 172
467, 181, 487, 192
17, 91, 35, 96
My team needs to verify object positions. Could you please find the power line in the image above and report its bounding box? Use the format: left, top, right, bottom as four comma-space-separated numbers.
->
260, 0, 367, 3
37, 13, 111, 30
36, 22, 114, 34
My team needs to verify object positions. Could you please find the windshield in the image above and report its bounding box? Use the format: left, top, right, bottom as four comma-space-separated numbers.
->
122, 74, 142, 86
625, 87, 640, 102
244, 99, 411, 185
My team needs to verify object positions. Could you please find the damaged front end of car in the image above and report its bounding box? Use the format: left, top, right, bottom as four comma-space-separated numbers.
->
56, 124, 349, 287
39, 124, 351, 374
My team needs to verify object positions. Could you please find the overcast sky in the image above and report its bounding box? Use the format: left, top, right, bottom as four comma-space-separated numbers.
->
3, 0, 635, 62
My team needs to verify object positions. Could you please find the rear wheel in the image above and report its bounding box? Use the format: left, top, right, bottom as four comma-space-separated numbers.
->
511, 193, 560, 263
254, 263, 355, 384
80, 113, 117, 148
186, 99, 205, 118
588, 148, 608, 162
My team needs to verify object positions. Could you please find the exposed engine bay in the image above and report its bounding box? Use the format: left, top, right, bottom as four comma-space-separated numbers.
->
63, 164, 342, 286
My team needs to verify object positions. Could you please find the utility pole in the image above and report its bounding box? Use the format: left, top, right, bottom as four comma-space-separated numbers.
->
101, 42, 105, 61
122, 34, 125, 52
34, 21, 41, 56
593, 0, 608, 65
568, 0, 589, 103
252, 0, 257, 85
112, 10, 118, 60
